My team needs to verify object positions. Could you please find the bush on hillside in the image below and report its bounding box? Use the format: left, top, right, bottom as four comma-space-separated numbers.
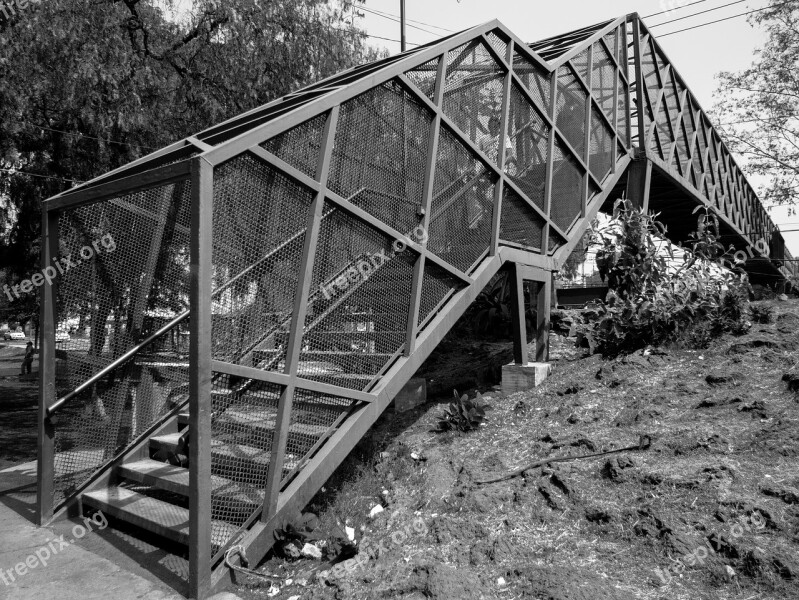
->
576, 200, 750, 356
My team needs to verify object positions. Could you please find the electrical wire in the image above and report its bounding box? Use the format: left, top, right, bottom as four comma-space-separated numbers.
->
359, 5, 455, 33
648, 0, 749, 27
22, 122, 161, 150
643, 0, 712, 19
357, 5, 443, 37
658, 4, 787, 37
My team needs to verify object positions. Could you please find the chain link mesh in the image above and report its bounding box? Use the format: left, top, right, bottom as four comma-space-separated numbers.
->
507, 83, 550, 211
53, 324, 190, 507
328, 80, 433, 234
556, 68, 587, 161
485, 30, 509, 62
550, 139, 584, 232
513, 51, 551, 115
405, 57, 440, 101
211, 154, 313, 369
299, 200, 414, 390
499, 186, 545, 250
589, 107, 614, 182
571, 48, 590, 83
260, 114, 327, 179
443, 41, 505, 157
429, 126, 495, 272
592, 41, 616, 124
417, 261, 464, 328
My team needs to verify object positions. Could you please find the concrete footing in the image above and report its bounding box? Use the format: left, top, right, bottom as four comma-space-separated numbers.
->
392, 377, 427, 412
501, 362, 551, 394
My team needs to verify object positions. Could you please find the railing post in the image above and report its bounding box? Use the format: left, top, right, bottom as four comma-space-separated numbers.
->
189, 157, 214, 600
536, 273, 552, 362
37, 208, 58, 526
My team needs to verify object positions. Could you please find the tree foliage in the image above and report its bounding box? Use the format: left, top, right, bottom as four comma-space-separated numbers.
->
577, 200, 750, 356
0, 0, 382, 326
713, 0, 799, 207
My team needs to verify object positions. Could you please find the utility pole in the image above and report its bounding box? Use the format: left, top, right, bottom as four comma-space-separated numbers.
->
400, 0, 406, 52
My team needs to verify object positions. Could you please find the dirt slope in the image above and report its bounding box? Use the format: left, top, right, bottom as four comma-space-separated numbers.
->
237, 299, 799, 600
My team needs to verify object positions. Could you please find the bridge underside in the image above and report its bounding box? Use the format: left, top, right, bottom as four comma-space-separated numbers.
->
36, 12, 793, 599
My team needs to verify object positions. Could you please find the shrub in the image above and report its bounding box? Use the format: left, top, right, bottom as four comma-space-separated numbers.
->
576, 200, 750, 356
436, 390, 487, 433
750, 303, 775, 324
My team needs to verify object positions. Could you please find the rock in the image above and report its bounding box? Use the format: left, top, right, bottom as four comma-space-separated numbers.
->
761, 484, 799, 505
778, 293, 789, 301
782, 373, 799, 392
345, 526, 356, 542
585, 507, 612, 523
706, 371, 737, 385
208, 594, 244, 600
301, 542, 322, 559
369, 504, 385, 518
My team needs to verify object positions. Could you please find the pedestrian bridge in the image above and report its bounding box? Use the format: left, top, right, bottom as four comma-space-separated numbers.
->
36, 13, 794, 598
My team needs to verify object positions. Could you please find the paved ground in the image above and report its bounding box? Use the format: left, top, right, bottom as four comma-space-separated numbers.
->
0, 462, 187, 600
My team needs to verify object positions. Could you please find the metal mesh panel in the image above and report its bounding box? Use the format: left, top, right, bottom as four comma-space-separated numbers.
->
485, 30, 509, 61
641, 42, 660, 95
550, 140, 584, 231
328, 79, 432, 233
654, 102, 672, 159
53, 325, 190, 507
589, 107, 613, 182
429, 127, 495, 272
211, 154, 313, 368
592, 41, 616, 124
405, 57, 440, 101
674, 119, 690, 177
499, 186, 545, 250
507, 83, 550, 211
556, 68, 587, 160
619, 25, 628, 71
208, 374, 282, 548
299, 201, 414, 390
56, 180, 193, 395
260, 114, 326, 179
282, 389, 356, 485
548, 229, 566, 254
443, 41, 505, 157
603, 29, 617, 62
417, 261, 463, 328
513, 51, 551, 114
571, 49, 589, 83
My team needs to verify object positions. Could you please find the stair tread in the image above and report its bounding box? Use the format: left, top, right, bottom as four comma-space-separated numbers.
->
82, 487, 238, 547
150, 432, 300, 470
118, 459, 259, 501
219, 408, 331, 437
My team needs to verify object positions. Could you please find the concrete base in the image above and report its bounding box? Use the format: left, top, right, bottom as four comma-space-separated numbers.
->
392, 377, 427, 413
502, 362, 552, 394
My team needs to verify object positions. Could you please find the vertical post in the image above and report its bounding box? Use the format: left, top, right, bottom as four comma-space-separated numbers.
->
490, 39, 514, 255
536, 274, 552, 362
189, 158, 213, 600
37, 209, 57, 526
509, 264, 527, 365
263, 107, 339, 521
632, 16, 648, 154
405, 52, 446, 354
625, 157, 652, 212
542, 69, 558, 253
582, 43, 594, 217
399, 0, 406, 52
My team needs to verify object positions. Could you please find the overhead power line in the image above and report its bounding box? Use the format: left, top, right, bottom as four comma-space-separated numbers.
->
0, 167, 81, 184
357, 5, 443, 37
658, 4, 788, 37
360, 5, 455, 34
649, 0, 749, 27
643, 0, 712, 19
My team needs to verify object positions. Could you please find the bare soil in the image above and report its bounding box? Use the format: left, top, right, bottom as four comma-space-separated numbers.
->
234, 299, 799, 600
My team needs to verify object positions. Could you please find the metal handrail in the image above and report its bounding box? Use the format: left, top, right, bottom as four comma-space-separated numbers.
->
46, 225, 312, 417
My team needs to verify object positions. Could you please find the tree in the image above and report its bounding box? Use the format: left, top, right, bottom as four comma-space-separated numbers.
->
0, 0, 383, 341
712, 0, 799, 208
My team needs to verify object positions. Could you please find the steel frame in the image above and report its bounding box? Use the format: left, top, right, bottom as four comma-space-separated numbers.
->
37, 13, 792, 600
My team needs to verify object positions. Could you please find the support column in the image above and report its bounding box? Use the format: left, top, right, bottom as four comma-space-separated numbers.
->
625, 156, 652, 212
502, 265, 552, 394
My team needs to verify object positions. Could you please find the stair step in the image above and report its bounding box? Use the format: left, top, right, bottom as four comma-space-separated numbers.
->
82, 487, 238, 548
149, 432, 300, 473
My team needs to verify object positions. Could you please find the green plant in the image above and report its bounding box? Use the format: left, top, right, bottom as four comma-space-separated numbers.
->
576, 200, 750, 356
750, 303, 775, 324
436, 390, 487, 433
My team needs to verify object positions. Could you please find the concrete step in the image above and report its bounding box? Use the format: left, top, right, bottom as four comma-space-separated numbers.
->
82, 486, 238, 548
